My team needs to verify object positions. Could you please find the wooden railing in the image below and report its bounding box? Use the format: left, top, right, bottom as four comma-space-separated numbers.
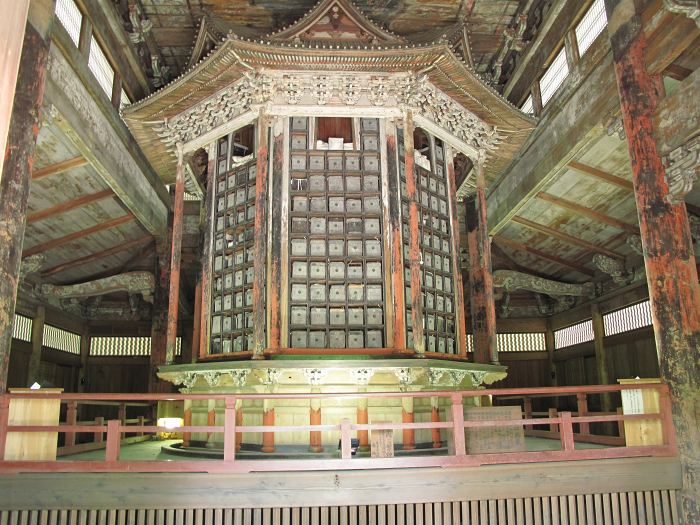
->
0, 383, 677, 473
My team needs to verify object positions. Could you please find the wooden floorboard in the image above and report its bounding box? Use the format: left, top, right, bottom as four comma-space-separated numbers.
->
0, 457, 681, 511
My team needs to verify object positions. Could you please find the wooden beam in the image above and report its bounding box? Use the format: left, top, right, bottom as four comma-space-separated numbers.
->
493, 235, 595, 277
32, 155, 88, 180
27, 189, 113, 223
567, 161, 634, 190
40, 235, 152, 277
22, 214, 135, 257
663, 63, 692, 82
536, 192, 638, 234
512, 216, 623, 259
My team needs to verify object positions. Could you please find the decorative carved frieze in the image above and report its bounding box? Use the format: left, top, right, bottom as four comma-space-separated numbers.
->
662, 0, 700, 27
155, 71, 499, 157
20, 254, 44, 281
303, 368, 330, 386
468, 371, 489, 388
535, 293, 576, 315
497, 291, 513, 318
40, 271, 156, 304
349, 368, 375, 385
626, 234, 644, 256
447, 370, 468, 387
202, 371, 222, 387
664, 137, 699, 205
261, 368, 283, 386
173, 371, 199, 391
426, 368, 444, 386
393, 367, 415, 386
593, 254, 632, 285
493, 269, 595, 298
689, 214, 700, 242
228, 370, 250, 388
605, 113, 626, 140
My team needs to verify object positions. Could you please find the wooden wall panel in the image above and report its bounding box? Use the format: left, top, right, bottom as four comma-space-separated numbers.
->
0, 490, 679, 524
496, 354, 549, 389
85, 361, 149, 393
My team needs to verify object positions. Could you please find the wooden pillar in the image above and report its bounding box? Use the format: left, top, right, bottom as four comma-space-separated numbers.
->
384, 119, 405, 348
26, 306, 45, 385
357, 397, 369, 451
149, 240, 171, 393
430, 396, 442, 448
403, 111, 425, 355
235, 399, 243, 452
465, 161, 498, 364
191, 279, 201, 362
401, 396, 415, 451
199, 143, 217, 359
309, 397, 323, 453
252, 114, 269, 359
0, 11, 54, 392
564, 28, 580, 69
182, 400, 192, 447
591, 303, 612, 412
545, 318, 557, 386
444, 144, 468, 356
262, 399, 275, 453
0, 0, 29, 179
605, 0, 700, 519
78, 324, 90, 392
166, 147, 186, 364
268, 118, 285, 350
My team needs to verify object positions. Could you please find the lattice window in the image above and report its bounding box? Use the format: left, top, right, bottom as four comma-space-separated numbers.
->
43, 324, 81, 354
90, 336, 182, 356
576, 0, 608, 56
88, 36, 115, 97
554, 320, 594, 349
539, 48, 569, 106
55, 0, 82, 47
12, 314, 32, 343
520, 95, 534, 115
498, 333, 546, 352
603, 300, 652, 337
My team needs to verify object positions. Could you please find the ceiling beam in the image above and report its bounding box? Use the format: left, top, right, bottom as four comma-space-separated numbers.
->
512, 216, 624, 259
567, 161, 634, 190
26, 189, 113, 223
493, 235, 595, 277
22, 214, 135, 257
41, 235, 152, 277
536, 192, 638, 234
32, 155, 88, 180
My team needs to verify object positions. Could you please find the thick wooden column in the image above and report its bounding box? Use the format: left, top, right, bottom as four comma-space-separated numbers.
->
0, 0, 29, 179
262, 400, 275, 453
165, 148, 186, 364
431, 396, 442, 448
26, 306, 45, 385
465, 162, 498, 364
401, 397, 415, 451
444, 145, 468, 356
0, 13, 53, 392
605, 1, 700, 520
199, 143, 217, 359
149, 240, 171, 393
191, 279, 201, 362
403, 111, 425, 355
386, 119, 405, 348
78, 324, 90, 392
268, 118, 285, 350
252, 114, 269, 359
591, 303, 612, 412
309, 397, 323, 453
357, 397, 369, 450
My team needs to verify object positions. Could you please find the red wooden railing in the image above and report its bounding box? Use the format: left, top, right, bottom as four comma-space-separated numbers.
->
0, 383, 677, 473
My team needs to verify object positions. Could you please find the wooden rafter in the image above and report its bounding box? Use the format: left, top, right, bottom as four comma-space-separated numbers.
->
32, 156, 88, 180
567, 161, 634, 190
41, 235, 152, 277
22, 214, 135, 257
493, 235, 595, 277
536, 192, 638, 234
27, 189, 113, 223
513, 216, 623, 259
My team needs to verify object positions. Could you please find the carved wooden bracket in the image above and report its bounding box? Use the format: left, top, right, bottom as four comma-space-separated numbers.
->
40, 271, 156, 304
662, 0, 700, 27
664, 136, 699, 205
493, 269, 595, 298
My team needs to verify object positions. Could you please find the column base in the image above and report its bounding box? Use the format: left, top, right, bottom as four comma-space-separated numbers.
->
309, 445, 324, 453
261, 446, 275, 453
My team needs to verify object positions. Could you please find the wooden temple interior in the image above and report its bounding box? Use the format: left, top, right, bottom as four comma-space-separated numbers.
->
0, 0, 698, 523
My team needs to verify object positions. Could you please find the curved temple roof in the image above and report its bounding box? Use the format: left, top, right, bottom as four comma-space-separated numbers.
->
123, 0, 535, 187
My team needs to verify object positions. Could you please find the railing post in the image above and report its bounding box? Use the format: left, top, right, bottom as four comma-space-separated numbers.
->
548, 408, 558, 433
340, 418, 352, 459
523, 396, 533, 431
94, 416, 104, 443
105, 420, 121, 461
576, 393, 590, 435
450, 393, 466, 457
223, 397, 236, 462
616, 407, 626, 440
118, 402, 126, 424
431, 396, 442, 448
182, 401, 192, 447
137, 415, 145, 437
559, 411, 575, 453
0, 395, 9, 460
65, 401, 77, 447
658, 385, 678, 452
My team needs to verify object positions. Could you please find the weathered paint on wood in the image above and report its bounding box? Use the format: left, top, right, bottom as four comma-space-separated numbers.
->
0, 21, 51, 392
465, 163, 497, 365
149, 240, 171, 393
269, 121, 284, 350
199, 143, 217, 360
166, 152, 186, 364
605, 0, 700, 521
252, 115, 269, 359
386, 126, 406, 349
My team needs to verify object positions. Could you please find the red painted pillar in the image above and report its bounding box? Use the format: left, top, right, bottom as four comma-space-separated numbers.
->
261, 400, 275, 453
309, 398, 323, 453
235, 400, 243, 452
252, 114, 269, 359
165, 148, 186, 364
199, 143, 217, 359
430, 396, 442, 448
182, 401, 191, 448
465, 161, 498, 364
357, 397, 369, 451
0, 12, 54, 392
401, 397, 415, 451
605, 0, 700, 519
